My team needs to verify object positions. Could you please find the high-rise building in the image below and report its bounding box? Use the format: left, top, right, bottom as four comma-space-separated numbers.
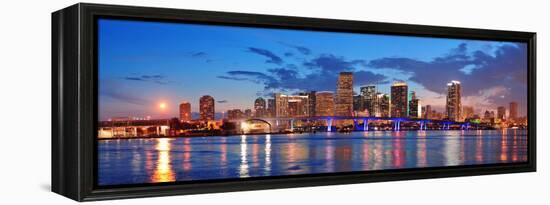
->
462, 106, 474, 120
360, 85, 376, 116
287, 95, 309, 117
424, 105, 432, 119
391, 81, 408, 117
299, 91, 317, 117
353, 95, 362, 112
274, 93, 309, 117
267, 99, 275, 117
408, 91, 421, 118
199, 95, 215, 121
315, 91, 334, 116
377, 93, 390, 117
484, 110, 495, 123
179, 101, 192, 122
254, 97, 267, 117
335, 72, 353, 116
497, 106, 506, 120
274, 93, 288, 118
509, 101, 518, 120
446, 80, 462, 121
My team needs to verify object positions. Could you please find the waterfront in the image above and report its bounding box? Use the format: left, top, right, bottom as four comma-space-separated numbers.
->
98, 129, 527, 185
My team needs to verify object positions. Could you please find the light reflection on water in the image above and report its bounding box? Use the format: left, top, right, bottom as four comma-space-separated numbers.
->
98, 130, 528, 186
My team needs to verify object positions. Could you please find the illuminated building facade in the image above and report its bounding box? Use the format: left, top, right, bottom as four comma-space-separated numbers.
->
254, 97, 267, 117
424, 105, 432, 119
304, 91, 317, 117
274, 93, 289, 117
446, 80, 462, 121
199, 95, 215, 121
274, 93, 309, 117
509, 101, 518, 120
353, 95, 362, 112
335, 72, 353, 116
315, 91, 334, 116
179, 101, 191, 122
391, 81, 408, 117
267, 99, 275, 117
377, 93, 390, 117
497, 106, 506, 120
408, 91, 421, 118
360, 85, 376, 116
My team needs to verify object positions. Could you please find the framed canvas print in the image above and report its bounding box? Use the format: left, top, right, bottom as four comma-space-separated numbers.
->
52, 3, 536, 201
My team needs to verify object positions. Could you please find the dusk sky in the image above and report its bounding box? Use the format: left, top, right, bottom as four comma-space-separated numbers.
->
98, 18, 527, 121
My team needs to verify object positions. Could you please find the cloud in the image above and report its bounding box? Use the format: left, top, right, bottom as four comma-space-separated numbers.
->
294, 46, 312, 55
247, 47, 283, 65
368, 43, 526, 94
368, 42, 527, 113
217, 70, 280, 88
218, 62, 387, 93
191, 51, 207, 58
462, 86, 510, 113
278, 42, 312, 55
217, 100, 228, 103
123, 74, 171, 85
304, 54, 365, 74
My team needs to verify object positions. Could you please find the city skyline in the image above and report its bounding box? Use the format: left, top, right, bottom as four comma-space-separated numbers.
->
99, 19, 528, 120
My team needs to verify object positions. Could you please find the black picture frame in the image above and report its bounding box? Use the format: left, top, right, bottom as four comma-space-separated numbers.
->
52, 3, 536, 201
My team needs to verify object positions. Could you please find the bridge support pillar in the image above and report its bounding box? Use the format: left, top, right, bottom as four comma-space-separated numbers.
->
363, 119, 369, 131
327, 118, 333, 132
398, 121, 401, 131
394, 120, 401, 131
290, 119, 294, 132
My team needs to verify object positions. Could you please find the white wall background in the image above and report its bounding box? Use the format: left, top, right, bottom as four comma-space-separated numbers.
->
0, 0, 547, 204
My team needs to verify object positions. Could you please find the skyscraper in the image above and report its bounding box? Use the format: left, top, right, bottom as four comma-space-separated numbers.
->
446, 80, 462, 121
335, 72, 353, 116
424, 105, 432, 119
199, 95, 215, 121
497, 106, 506, 120
377, 93, 390, 117
360, 85, 376, 116
274, 93, 288, 118
299, 91, 317, 117
179, 101, 191, 122
315, 91, 334, 116
484, 110, 495, 123
353, 95, 362, 112
267, 99, 275, 117
509, 101, 518, 120
254, 97, 267, 117
391, 81, 408, 117
288, 95, 309, 117
408, 91, 421, 118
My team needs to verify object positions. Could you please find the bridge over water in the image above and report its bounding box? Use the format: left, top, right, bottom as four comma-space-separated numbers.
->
231, 116, 472, 132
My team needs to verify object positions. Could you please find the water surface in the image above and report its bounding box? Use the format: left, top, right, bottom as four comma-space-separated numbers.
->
98, 130, 528, 186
